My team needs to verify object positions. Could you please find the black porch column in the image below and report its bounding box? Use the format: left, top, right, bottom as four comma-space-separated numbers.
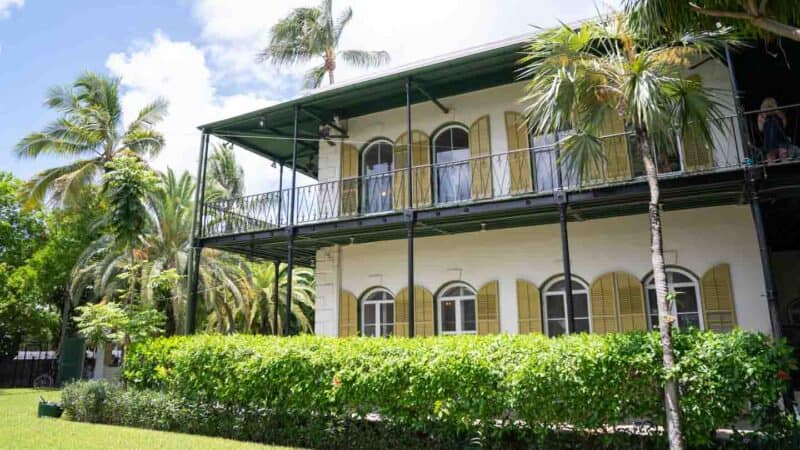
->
748, 178, 782, 339
187, 132, 210, 334
284, 105, 300, 336
276, 161, 284, 227
273, 259, 281, 335
554, 133, 575, 333
405, 77, 416, 337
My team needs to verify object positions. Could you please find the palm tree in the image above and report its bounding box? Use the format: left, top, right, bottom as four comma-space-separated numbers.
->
15, 72, 167, 208
240, 262, 315, 334
207, 142, 244, 200
520, 16, 730, 450
257, 0, 390, 88
624, 0, 800, 41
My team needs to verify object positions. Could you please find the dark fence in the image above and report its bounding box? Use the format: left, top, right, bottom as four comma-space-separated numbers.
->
0, 341, 58, 388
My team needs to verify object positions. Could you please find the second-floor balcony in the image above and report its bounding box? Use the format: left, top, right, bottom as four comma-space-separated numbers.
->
200, 106, 800, 240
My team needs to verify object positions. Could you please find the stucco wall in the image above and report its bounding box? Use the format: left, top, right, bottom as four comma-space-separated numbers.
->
316, 59, 741, 184
314, 204, 771, 336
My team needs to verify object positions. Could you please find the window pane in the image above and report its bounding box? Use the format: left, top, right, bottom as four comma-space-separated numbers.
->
548, 319, 566, 337
572, 293, 589, 318
678, 313, 701, 330
441, 300, 456, 332
674, 287, 699, 313
451, 128, 469, 149
549, 280, 565, 291
364, 325, 376, 337
381, 324, 394, 337
364, 303, 376, 325
546, 294, 565, 319
670, 271, 692, 284
573, 318, 590, 334
443, 286, 461, 297
462, 299, 476, 332
647, 289, 658, 313
649, 315, 660, 330
364, 146, 380, 171
381, 303, 394, 325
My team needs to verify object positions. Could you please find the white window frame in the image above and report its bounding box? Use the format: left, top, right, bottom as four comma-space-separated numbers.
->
361, 139, 394, 213
437, 283, 477, 335
542, 277, 591, 337
645, 269, 704, 330
361, 288, 395, 337
432, 125, 471, 204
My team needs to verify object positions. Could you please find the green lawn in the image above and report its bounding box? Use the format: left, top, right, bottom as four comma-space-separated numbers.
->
0, 389, 301, 450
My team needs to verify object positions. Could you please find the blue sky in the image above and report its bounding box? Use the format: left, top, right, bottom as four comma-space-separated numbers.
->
0, 0, 604, 195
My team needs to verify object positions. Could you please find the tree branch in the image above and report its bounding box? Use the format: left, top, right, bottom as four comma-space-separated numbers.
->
689, 2, 800, 42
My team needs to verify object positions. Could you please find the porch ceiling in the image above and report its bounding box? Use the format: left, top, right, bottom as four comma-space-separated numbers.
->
197, 35, 531, 178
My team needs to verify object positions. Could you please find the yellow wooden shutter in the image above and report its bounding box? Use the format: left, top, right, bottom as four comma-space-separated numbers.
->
477, 280, 500, 335
339, 290, 358, 337
681, 130, 714, 172
701, 263, 737, 332
585, 113, 631, 185
590, 272, 647, 334
392, 134, 408, 210
505, 112, 533, 195
413, 285, 435, 337
410, 131, 432, 207
340, 143, 359, 216
516, 279, 542, 334
615, 272, 647, 332
394, 288, 409, 337
393, 131, 431, 209
590, 273, 618, 334
469, 116, 493, 200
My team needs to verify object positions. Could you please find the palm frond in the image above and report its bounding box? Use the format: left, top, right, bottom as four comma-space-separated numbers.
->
127, 97, 169, 131
332, 6, 353, 45
339, 50, 390, 69
303, 64, 328, 89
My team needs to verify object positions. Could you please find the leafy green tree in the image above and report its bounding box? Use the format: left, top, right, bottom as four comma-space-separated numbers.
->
520, 15, 730, 449
14, 72, 167, 208
257, 0, 390, 87
624, 0, 800, 41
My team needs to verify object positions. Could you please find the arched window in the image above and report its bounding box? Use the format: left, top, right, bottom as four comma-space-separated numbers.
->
645, 269, 703, 330
362, 288, 394, 337
437, 283, 477, 335
542, 277, 590, 337
433, 125, 471, 203
362, 140, 393, 213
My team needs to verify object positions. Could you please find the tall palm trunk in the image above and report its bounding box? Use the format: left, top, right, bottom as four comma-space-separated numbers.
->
638, 130, 684, 450
325, 48, 335, 85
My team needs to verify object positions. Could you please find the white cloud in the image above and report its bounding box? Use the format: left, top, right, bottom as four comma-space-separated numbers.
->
106, 31, 286, 195
192, 0, 613, 91
0, 0, 22, 20
105, 1, 617, 196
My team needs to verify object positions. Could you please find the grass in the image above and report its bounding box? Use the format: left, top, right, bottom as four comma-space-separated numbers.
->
0, 388, 302, 450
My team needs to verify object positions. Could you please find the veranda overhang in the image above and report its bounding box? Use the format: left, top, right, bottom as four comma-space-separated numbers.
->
197, 34, 533, 178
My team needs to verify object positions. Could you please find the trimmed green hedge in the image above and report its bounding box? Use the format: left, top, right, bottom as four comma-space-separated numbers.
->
121, 331, 794, 447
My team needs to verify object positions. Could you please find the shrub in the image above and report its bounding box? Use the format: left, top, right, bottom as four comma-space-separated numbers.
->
119, 330, 795, 447
62, 379, 123, 423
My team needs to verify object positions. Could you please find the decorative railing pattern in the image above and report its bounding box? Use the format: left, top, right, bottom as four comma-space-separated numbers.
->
201, 106, 800, 238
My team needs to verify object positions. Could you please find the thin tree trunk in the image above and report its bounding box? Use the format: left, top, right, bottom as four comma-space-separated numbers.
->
328, 69, 334, 85
639, 132, 684, 450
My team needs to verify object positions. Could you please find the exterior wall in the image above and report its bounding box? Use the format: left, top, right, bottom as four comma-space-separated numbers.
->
316, 59, 741, 184
314, 204, 771, 336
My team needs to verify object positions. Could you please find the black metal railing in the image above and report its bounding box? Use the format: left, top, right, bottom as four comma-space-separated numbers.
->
201, 106, 800, 238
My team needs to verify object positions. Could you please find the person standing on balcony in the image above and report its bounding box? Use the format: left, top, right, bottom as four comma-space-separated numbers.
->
757, 97, 791, 162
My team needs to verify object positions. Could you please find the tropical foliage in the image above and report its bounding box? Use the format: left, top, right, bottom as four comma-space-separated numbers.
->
520, 14, 731, 449
14, 72, 168, 208
257, 0, 390, 87
624, 0, 800, 41
114, 332, 795, 448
